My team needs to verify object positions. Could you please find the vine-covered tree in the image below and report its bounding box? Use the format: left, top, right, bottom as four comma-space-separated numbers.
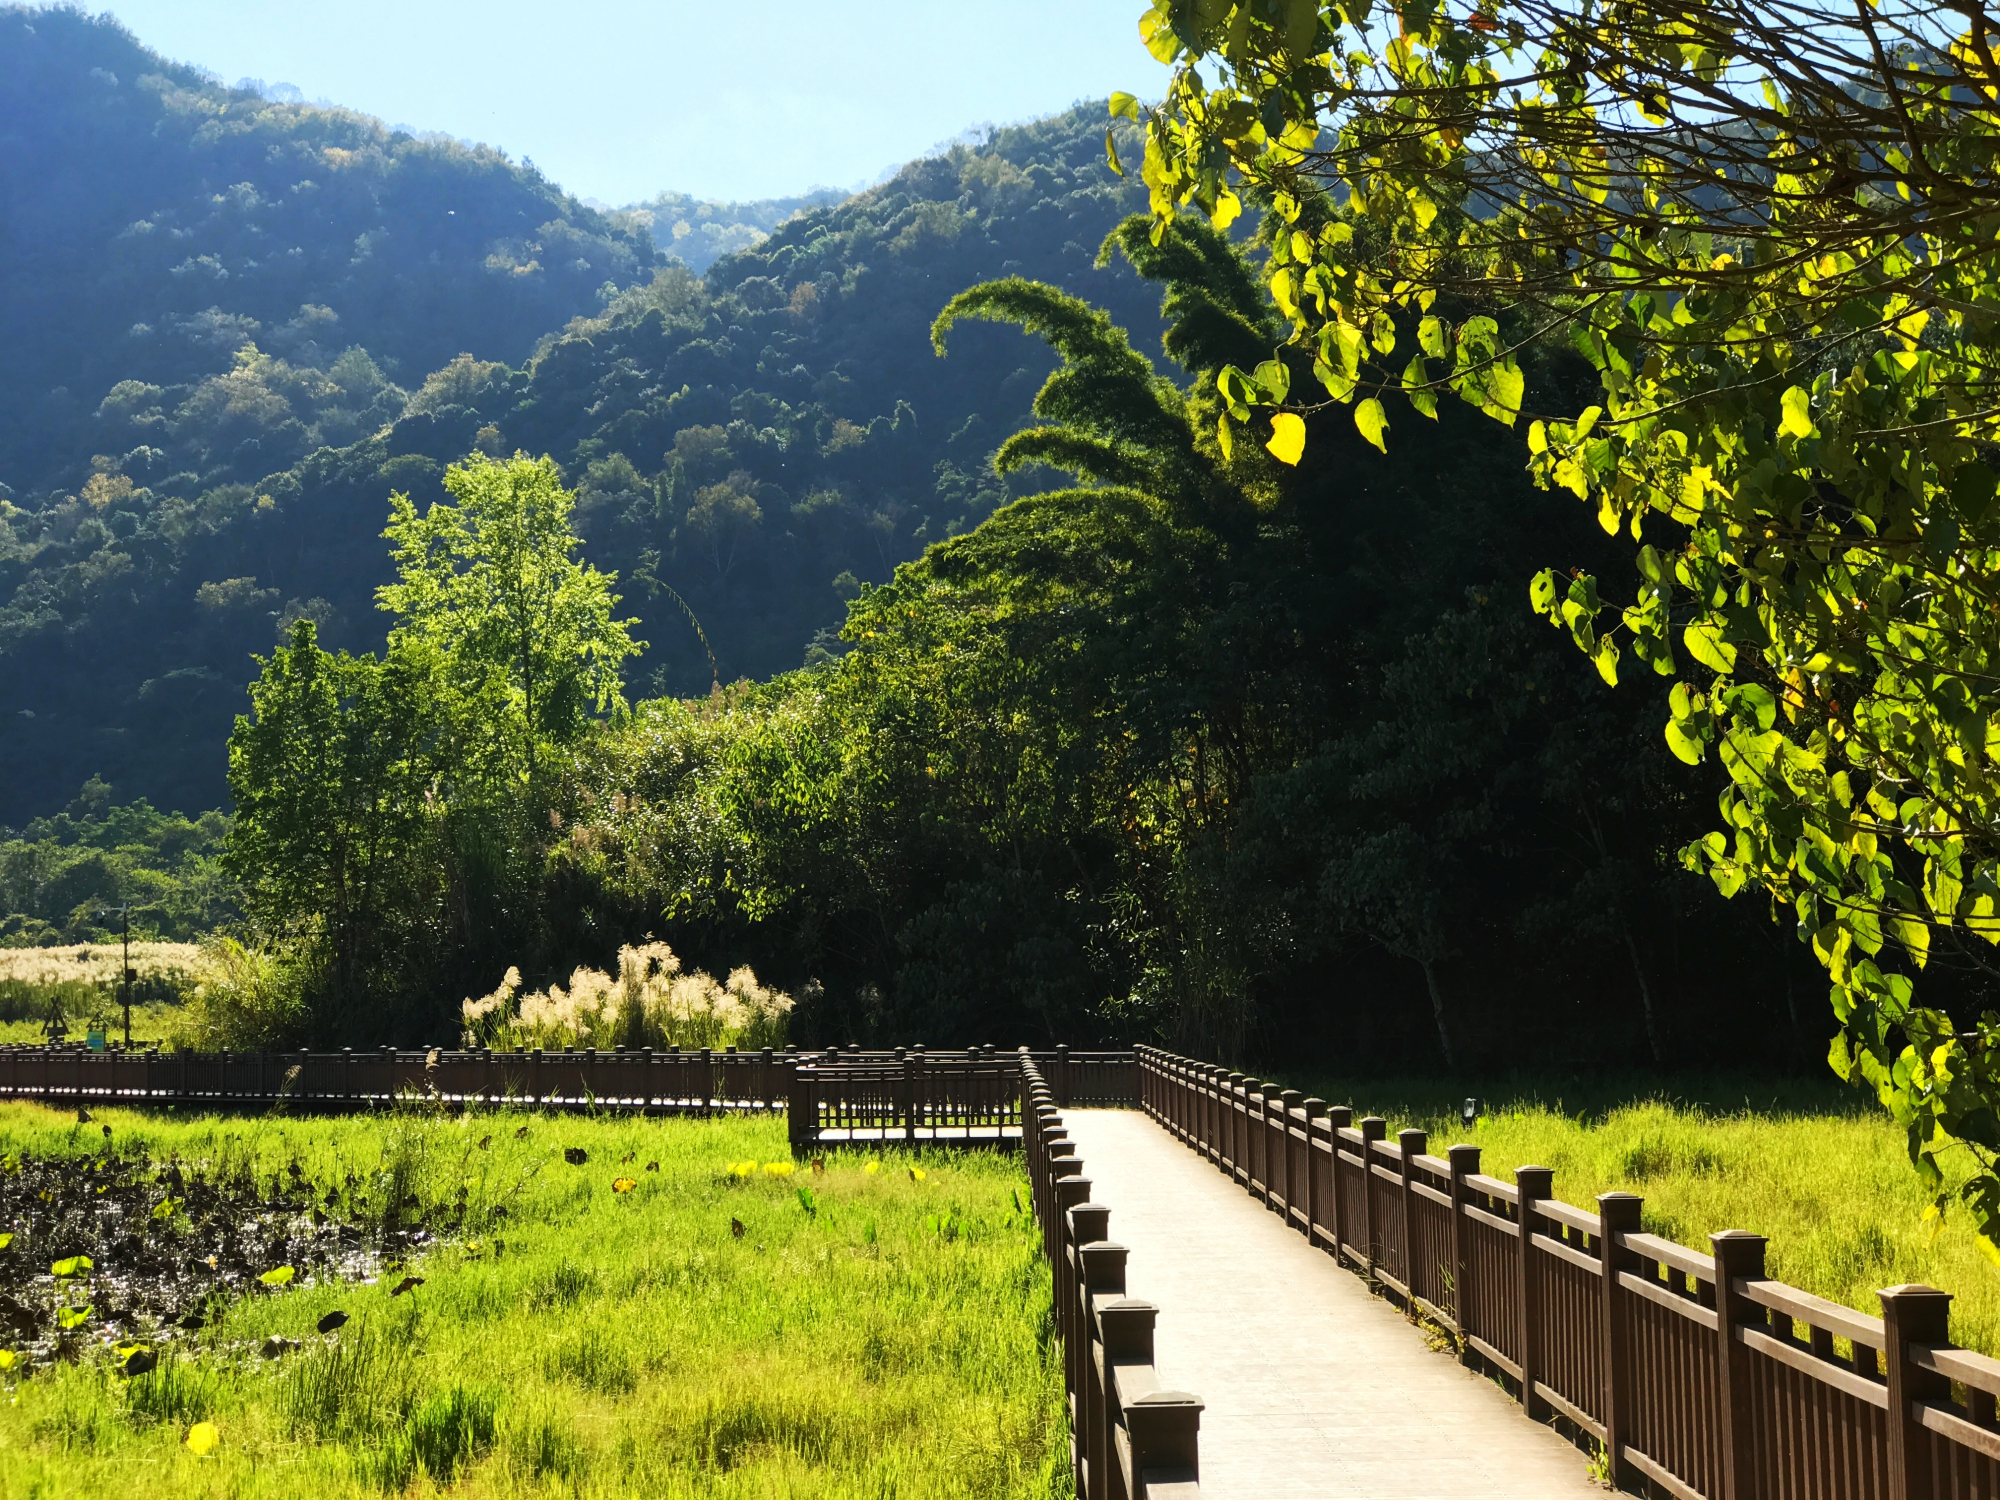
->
1128, 0, 2000, 1247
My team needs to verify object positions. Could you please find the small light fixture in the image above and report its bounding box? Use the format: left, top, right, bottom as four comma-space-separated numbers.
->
1461, 1097, 1479, 1128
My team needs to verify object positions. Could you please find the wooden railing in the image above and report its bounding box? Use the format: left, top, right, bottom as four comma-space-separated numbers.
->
788, 1053, 1024, 1148
0, 1041, 1141, 1120
0, 1042, 797, 1113
1138, 1045, 2000, 1500
1024, 1052, 1201, 1499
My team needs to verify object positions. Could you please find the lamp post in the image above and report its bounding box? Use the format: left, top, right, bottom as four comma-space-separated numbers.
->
95, 905, 134, 1050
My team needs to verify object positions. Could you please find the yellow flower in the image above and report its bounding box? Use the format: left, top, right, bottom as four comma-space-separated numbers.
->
727, 1160, 756, 1178
908, 1167, 927, 1183
863, 1161, 881, 1175
0, 1350, 14, 1370
762, 1162, 795, 1177
185, 1422, 220, 1455
612, 1177, 637, 1193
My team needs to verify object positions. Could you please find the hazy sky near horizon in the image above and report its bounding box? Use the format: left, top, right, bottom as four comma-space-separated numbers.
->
91, 1, 1171, 205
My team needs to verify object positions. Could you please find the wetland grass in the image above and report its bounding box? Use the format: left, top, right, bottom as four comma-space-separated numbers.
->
0, 1102, 1068, 1498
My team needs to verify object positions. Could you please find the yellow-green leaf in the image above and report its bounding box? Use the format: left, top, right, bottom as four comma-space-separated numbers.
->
1486, 359, 1524, 425
1104, 127, 1124, 177
1779, 385, 1814, 439
1265, 413, 1306, 465
1401, 356, 1437, 418
1108, 92, 1140, 121
1139, 9, 1181, 62
1354, 398, 1389, 453
1665, 719, 1706, 764
1593, 635, 1620, 686
1217, 413, 1235, 461
1684, 620, 1737, 672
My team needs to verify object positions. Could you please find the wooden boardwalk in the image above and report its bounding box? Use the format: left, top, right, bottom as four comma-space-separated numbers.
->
1061, 1109, 1607, 1499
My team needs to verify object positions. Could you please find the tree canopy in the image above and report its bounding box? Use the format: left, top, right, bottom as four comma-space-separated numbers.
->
1130, 0, 2000, 1250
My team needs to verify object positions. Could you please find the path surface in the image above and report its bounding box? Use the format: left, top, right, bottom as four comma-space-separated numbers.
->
1060, 1109, 1607, 1500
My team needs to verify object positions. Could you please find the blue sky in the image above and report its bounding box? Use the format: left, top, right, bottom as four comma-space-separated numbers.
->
94, 1, 1171, 205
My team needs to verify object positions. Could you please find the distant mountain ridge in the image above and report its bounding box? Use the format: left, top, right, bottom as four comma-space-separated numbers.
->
0, 5, 661, 500
0, 8, 1178, 825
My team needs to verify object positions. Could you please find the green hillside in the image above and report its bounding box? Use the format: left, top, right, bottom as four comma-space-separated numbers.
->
0, 70, 1168, 821
624, 187, 849, 272
0, 6, 657, 500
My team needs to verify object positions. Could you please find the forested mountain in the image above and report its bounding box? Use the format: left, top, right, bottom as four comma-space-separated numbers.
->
0, 6, 658, 500
623, 188, 849, 273
0, 38, 1168, 822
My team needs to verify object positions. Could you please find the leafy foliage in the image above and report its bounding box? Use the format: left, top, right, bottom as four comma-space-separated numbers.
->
1133, 0, 2000, 1244
379, 455, 641, 785
0, 777, 235, 945
544, 218, 1792, 1062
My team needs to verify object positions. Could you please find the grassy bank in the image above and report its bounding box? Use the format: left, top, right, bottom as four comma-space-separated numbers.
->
0, 1102, 1068, 1498
1269, 1071, 2000, 1354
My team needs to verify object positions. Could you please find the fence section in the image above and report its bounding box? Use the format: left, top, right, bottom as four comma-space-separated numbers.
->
1137, 1044, 2000, 1500
787, 1055, 1025, 1148
0, 1043, 794, 1113
1025, 1052, 1202, 1499
0, 1042, 1142, 1123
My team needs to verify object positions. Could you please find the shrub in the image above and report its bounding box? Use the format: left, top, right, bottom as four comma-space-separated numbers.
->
462, 942, 791, 1051
167, 935, 308, 1050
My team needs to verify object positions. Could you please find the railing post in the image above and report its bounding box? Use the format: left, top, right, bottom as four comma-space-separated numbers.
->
1055, 1173, 1095, 1493
787, 1064, 810, 1151
1278, 1089, 1303, 1226
1226, 1073, 1246, 1185
1327, 1106, 1352, 1261
1302, 1098, 1325, 1248
1056, 1043, 1069, 1108
1127, 1391, 1202, 1490
1358, 1116, 1386, 1278
1881, 1281, 1954, 1500
1711, 1229, 1768, 1500
1077, 1232, 1127, 1500
1515, 1164, 1553, 1420
1238, 1077, 1262, 1198
1448, 1144, 1479, 1363
1597, 1192, 1641, 1489
1397, 1128, 1426, 1297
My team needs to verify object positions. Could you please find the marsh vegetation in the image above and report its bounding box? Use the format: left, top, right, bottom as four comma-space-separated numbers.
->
0, 1103, 1066, 1498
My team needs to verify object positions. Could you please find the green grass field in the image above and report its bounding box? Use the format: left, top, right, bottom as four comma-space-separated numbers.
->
0, 1001, 179, 1047
1271, 1071, 2000, 1355
0, 1102, 1069, 1498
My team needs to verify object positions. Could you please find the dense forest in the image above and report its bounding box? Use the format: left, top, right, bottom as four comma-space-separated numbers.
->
0, 5, 1815, 1073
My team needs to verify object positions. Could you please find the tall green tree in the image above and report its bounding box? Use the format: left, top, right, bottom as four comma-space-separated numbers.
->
379, 455, 643, 787
1130, 0, 2000, 1246
224, 621, 439, 1034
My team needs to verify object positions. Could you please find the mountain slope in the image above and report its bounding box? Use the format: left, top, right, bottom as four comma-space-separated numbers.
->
0, 4, 658, 501
0, 96, 1177, 822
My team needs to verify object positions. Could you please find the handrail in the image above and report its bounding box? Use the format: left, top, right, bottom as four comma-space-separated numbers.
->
1133, 1042, 2000, 1500
0, 1042, 1141, 1123
1022, 1050, 1200, 1498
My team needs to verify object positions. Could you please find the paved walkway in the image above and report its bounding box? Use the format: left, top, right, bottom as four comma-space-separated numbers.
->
1059, 1109, 1607, 1499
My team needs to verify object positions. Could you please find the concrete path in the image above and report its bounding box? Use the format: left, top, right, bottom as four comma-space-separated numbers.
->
1059, 1109, 1607, 1500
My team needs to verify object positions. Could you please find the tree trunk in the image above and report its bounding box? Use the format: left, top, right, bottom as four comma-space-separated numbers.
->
1622, 927, 1666, 1065
1420, 959, 1457, 1070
